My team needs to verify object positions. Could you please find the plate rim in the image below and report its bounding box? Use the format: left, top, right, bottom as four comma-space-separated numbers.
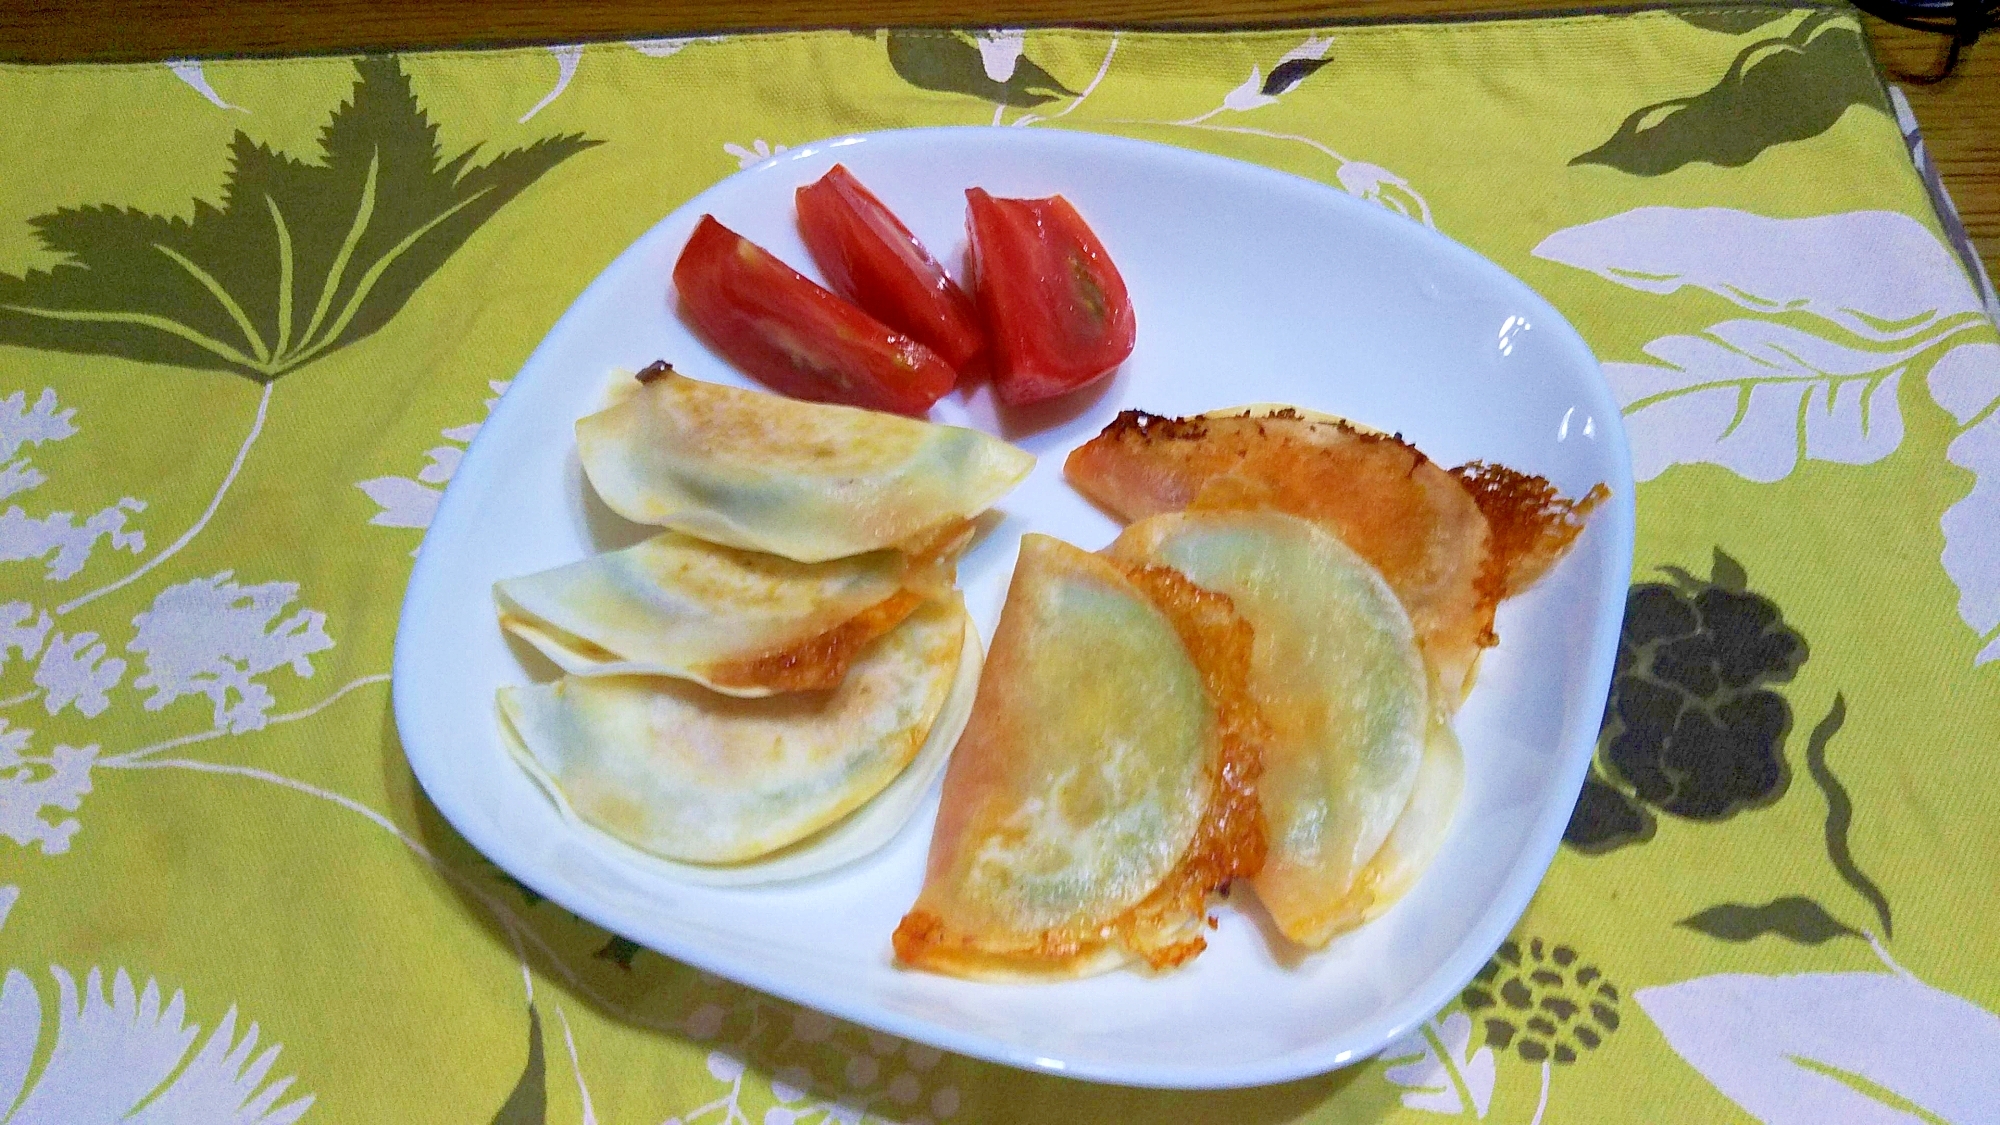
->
394, 124, 1637, 1090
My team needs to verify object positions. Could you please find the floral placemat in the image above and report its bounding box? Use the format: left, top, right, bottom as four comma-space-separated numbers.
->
2, 7, 1997, 1122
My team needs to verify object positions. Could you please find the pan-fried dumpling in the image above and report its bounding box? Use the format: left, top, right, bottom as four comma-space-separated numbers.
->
894, 534, 1265, 979
495, 523, 971, 696
1452, 460, 1609, 599
577, 370, 1035, 562
1068, 407, 1492, 703
497, 606, 983, 887
1352, 706, 1463, 924
1108, 509, 1429, 950
498, 597, 970, 866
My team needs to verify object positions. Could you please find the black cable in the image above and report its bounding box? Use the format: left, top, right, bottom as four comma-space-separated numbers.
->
1849, 0, 1995, 82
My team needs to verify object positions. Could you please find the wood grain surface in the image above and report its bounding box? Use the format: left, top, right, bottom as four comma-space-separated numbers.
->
2, 1, 1994, 274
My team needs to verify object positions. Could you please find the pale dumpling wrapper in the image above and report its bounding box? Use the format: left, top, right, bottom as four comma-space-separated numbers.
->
495, 528, 963, 696
1353, 705, 1463, 924
576, 371, 1035, 562
1108, 508, 1430, 949
498, 597, 970, 867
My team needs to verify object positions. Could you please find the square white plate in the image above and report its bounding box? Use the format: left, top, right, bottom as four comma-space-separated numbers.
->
394, 127, 1635, 1089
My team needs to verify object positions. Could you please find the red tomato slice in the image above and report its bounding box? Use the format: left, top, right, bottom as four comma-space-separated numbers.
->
965, 188, 1136, 407
672, 215, 956, 416
796, 165, 986, 372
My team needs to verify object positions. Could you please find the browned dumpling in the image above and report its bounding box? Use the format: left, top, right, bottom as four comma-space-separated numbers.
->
495, 522, 971, 696
1108, 509, 1431, 948
578, 370, 1033, 563
499, 598, 974, 872
894, 534, 1265, 979
1066, 406, 1601, 705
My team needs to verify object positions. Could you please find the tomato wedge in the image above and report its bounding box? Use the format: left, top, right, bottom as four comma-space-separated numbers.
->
965, 188, 1136, 407
796, 165, 986, 371
672, 215, 955, 416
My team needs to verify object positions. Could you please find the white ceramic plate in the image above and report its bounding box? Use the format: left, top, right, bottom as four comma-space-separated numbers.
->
395, 127, 1635, 1089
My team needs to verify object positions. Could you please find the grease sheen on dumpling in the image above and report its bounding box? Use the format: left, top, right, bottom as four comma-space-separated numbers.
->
1108, 509, 1430, 948
576, 371, 1034, 562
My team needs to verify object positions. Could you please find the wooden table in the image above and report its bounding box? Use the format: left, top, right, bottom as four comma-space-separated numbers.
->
3, 0, 1995, 274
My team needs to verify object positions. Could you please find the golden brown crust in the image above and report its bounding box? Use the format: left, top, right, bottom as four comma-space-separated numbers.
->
891, 909, 1132, 978
704, 589, 924, 693
1067, 407, 1494, 700
1450, 462, 1609, 600
1104, 561, 1268, 969
892, 542, 1270, 979
700, 518, 975, 694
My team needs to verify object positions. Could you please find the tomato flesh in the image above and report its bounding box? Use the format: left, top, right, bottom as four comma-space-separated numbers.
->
672, 215, 955, 416
796, 165, 986, 372
965, 188, 1136, 407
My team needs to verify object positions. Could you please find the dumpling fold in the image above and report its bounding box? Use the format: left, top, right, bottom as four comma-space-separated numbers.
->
1350, 704, 1464, 926
1066, 406, 1602, 706
577, 370, 1034, 562
1108, 509, 1431, 949
895, 534, 1266, 979
499, 597, 972, 870
495, 522, 972, 695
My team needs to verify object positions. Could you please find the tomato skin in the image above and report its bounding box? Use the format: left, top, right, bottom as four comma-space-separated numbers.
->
796, 165, 986, 372
672, 215, 955, 416
965, 189, 1136, 407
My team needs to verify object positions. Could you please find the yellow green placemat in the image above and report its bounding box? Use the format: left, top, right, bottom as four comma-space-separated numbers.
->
3, 6, 1997, 1122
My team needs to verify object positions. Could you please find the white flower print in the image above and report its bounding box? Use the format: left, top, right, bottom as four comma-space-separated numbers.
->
724, 139, 790, 170
0, 389, 146, 582
0, 499, 147, 583
33, 630, 125, 718
0, 966, 313, 1124
128, 572, 334, 734
0, 601, 52, 677
165, 59, 248, 113
708, 1049, 746, 1083
0, 459, 36, 504
0, 885, 15, 929
1149, 57, 1434, 231
519, 44, 584, 124
629, 35, 724, 58
1184, 35, 1334, 122
1, 388, 75, 480
355, 472, 442, 532
972, 31, 1026, 82
357, 380, 507, 539
1337, 161, 1434, 227
1272, 35, 1335, 75
0, 719, 95, 854
1221, 68, 1280, 114
1931, 341, 2000, 664
1533, 206, 2000, 663
1381, 1010, 1496, 1118
1638, 957, 2000, 1123
631, 37, 696, 57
